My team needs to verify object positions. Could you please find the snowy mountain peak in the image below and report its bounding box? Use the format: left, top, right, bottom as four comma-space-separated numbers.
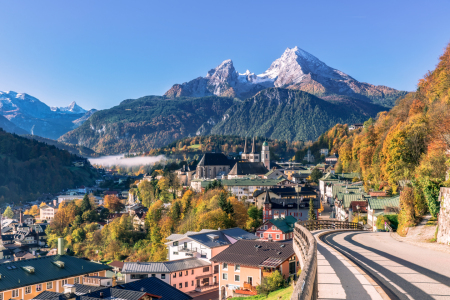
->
51, 101, 87, 114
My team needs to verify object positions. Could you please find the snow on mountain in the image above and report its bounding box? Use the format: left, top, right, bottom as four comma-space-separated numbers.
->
51, 101, 87, 114
165, 47, 406, 107
0, 91, 93, 139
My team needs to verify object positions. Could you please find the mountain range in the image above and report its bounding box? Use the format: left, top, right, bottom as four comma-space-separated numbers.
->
0, 91, 96, 139
165, 47, 407, 107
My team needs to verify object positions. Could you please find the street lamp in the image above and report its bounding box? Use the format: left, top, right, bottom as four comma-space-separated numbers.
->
356, 204, 360, 224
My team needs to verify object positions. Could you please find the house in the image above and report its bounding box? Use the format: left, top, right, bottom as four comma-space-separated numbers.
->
319, 172, 360, 203
176, 165, 196, 187
325, 153, 338, 165
221, 178, 288, 202
253, 186, 317, 210
132, 212, 147, 232
260, 189, 319, 222
22, 215, 34, 226
117, 277, 193, 300
227, 162, 268, 179
319, 149, 329, 156
349, 123, 364, 131
255, 216, 297, 241
122, 258, 212, 293
334, 191, 369, 221
0, 239, 111, 300
367, 196, 400, 231
190, 179, 216, 193
195, 153, 234, 179
210, 240, 299, 299
264, 169, 286, 180
109, 261, 124, 273
39, 205, 58, 222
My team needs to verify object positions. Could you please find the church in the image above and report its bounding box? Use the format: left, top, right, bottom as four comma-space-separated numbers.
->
240, 137, 270, 170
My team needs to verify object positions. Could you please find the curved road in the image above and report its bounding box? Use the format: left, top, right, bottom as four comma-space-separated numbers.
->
319, 231, 450, 300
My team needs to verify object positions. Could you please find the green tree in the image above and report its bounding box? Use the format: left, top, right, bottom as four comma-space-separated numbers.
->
308, 198, 316, 220
3, 206, 14, 219
248, 206, 259, 220
80, 194, 92, 212
310, 168, 323, 183
257, 270, 285, 296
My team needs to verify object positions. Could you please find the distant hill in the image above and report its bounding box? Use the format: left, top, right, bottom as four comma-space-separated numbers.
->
24, 135, 101, 157
60, 88, 388, 155
0, 128, 98, 203
0, 115, 28, 135
58, 96, 235, 155
210, 88, 387, 142
165, 46, 407, 107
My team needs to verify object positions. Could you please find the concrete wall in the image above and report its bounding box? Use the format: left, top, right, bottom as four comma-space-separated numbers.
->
438, 187, 450, 245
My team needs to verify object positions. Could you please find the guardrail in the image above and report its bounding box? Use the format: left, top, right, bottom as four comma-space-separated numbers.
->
291, 220, 365, 300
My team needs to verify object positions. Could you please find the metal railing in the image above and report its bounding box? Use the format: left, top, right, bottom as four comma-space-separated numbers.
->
291, 220, 365, 300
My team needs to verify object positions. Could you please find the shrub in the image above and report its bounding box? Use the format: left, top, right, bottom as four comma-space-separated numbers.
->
256, 270, 285, 296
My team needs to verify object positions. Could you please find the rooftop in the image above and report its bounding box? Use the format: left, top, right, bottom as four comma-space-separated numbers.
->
228, 162, 269, 176
117, 277, 192, 300
222, 178, 283, 187
197, 153, 233, 167
368, 196, 401, 210
122, 257, 211, 274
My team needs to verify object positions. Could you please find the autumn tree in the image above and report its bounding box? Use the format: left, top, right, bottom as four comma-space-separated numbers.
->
80, 194, 92, 212
3, 206, 13, 219
104, 195, 124, 213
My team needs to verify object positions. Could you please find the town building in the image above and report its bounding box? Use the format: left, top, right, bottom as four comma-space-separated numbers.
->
264, 169, 286, 180
176, 165, 196, 187
221, 178, 288, 202
319, 149, 329, 156
255, 216, 296, 241
211, 240, 299, 299
0, 239, 111, 300
195, 153, 234, 180
325, 153, 339, 165
349, 123, 364, 131
190, 179, 216, 193
227, 162, 268, 179
367, 196, 400, 231
39, 205, 59, 222
253, 186, 317, 210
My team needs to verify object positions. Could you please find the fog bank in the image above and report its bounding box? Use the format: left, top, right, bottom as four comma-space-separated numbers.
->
88, 154, 166, 167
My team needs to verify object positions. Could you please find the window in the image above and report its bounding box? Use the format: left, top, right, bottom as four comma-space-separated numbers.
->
179, 271, 183, 277
47, 282, 53, 289
264, 225, 268, 230
268, 234, 272, 239
203, 267, 209, 272
74, 277, 80, 284
173, 273, 177, 278
173, 241, 179, 246
185, 270, 188, 276
185, 282, 188, 287
25, 287, 31, 294
0, 293, 3, 300
173, 251, 179, 255
151, 274, 156, 277
191, 281, 194, 286
260, 233, 263, 238
235, 275, 240, 282
161, 274, 166, 279
235, 264, 240, 271
276, 234, 280, 239
222, 273, 228, 280
173, 284, 176, 288
272, 225, 276, 230
36, 284, 42, 291
12, 290, 19, 298
223, 263, 228, 270
191, 269, 194, 275
62, 279, 68, 285
179, 283, 182, 289
131, 274, 148, 279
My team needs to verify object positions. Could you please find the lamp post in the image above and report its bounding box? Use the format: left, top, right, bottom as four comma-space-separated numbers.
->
356, 204, 360, 224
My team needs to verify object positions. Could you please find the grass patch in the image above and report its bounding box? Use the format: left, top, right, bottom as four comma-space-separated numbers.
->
426, 217, 438, 226
230, 285, 293, 300
187, 144, 201, 149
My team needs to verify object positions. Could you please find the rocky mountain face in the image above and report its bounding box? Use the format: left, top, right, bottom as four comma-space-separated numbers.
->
0, 91, 95, 139
165, 47, 407, 107
0, 115, 28, 135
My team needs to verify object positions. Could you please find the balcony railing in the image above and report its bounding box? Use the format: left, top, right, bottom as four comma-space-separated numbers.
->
178, 245, 197, 253
234, 282, 257, 296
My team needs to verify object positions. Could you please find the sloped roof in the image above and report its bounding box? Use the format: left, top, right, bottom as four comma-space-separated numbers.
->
222, 178, 282, 187
210, 240, 294, 267
122, 257, 211, 274
0, 255, 111, 292
118, 277, 193, 300
368, 196, 400, 210
197, 153, 232, 166
266, 216, 297, 233
188, 227, 257, 248
229, 162, 268, 176
80, 288, 158, 300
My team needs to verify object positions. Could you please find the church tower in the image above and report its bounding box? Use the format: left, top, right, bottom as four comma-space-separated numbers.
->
261, 140, 270, 170
263, 189, 272, 222
241, 137, 248, 160
249, 137, 260, 162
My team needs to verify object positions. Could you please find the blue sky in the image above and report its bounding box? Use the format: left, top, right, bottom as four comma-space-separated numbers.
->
1, 1, 449, 110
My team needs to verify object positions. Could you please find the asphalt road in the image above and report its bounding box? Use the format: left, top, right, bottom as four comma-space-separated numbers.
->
322, 231, 450, 300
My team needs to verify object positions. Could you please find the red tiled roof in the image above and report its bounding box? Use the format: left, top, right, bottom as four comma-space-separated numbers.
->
109, 261, 124, 269
350, 201, 368, 213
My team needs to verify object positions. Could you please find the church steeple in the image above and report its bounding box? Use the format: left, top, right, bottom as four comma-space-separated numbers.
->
243, 137, 248, 154
251, 137, 256, 154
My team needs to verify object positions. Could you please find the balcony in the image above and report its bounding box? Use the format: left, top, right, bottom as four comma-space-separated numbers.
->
234, 282, 257, 296
195, 283, 219, 292
178, 245, 197, 253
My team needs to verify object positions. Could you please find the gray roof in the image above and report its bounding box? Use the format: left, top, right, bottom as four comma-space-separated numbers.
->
228, 162, 269, 176
117, 277, 192, 300
80, 288, 147, 300
197, 153, 232, 167
122, 257, 210, 274
187, 227, 258, 248
166, 229, 215, 241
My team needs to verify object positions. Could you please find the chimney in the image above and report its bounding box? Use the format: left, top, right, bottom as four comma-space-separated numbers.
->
99, 292, 104, 298
57, 237, 65, 255
63, 284, 76, 294
19, 209, 23, 224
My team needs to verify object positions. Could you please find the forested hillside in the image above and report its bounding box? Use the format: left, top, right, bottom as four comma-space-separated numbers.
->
310, 43, 450, 234
211, 88, 387, 142
59, 96, 235, 154
0, 129, 98, 203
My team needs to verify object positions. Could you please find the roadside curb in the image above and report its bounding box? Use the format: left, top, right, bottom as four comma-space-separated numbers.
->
316, 230, 392, 300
